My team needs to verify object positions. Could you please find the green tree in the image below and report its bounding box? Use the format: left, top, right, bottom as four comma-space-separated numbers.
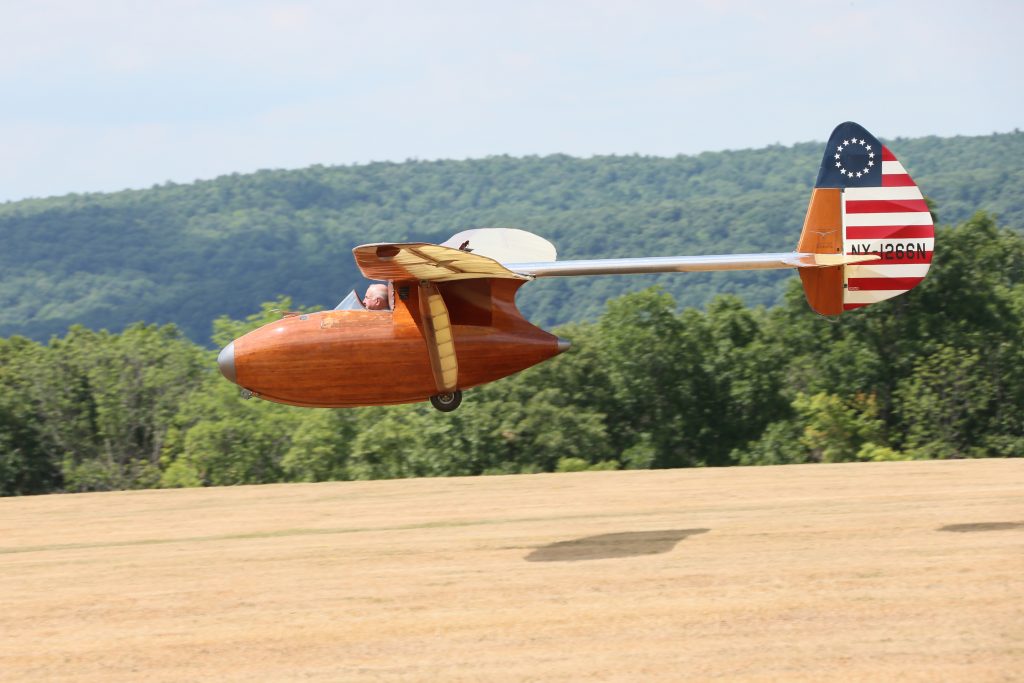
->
14, 324, 206, 492
592, 288, 713, 467
282, 409, 361, 482
793, 392, 888, 463
0, 336, 56, 495
160, 379, 300, 487
700, 296, 790, 464
895, 346, 997, 459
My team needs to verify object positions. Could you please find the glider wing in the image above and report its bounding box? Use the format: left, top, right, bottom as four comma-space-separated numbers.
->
353, 243, 530, 283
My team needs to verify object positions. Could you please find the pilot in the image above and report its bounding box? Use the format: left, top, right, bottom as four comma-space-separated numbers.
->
363, 284, 390, 310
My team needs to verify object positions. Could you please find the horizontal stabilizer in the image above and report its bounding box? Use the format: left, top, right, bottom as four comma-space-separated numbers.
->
791, 253, 881, 267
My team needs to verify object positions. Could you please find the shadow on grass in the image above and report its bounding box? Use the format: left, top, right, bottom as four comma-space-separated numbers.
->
526, 528, 709, 562
938, 521, 1024, 533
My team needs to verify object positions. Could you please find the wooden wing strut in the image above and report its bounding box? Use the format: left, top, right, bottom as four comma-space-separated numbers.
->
417, 282, 458, 392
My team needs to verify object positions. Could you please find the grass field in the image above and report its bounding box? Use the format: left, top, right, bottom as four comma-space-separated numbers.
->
1, 459, 1022, 681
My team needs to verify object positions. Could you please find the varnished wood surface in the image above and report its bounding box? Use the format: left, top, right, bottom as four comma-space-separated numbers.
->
234, 279, 563, 407
353, 243, 528, 282
797, 188, 844, 315
799, 266, 844, 316
417, 281, 458, 392
235, 308, 435, 407
797, 188, 843, 254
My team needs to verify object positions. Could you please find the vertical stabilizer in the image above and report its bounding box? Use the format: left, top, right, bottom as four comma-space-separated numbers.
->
798, 122, 934, 314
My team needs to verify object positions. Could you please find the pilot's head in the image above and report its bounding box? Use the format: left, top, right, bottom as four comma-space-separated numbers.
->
363, 284, 389, 310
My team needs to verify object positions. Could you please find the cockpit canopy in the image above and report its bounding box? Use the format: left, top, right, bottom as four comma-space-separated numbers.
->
334, 290, 365, 311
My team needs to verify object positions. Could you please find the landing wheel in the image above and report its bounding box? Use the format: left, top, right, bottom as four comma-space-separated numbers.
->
430, 390, 462, 412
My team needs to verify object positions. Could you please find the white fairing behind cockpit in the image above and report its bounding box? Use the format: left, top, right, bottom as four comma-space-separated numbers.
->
441, 228, 557, 264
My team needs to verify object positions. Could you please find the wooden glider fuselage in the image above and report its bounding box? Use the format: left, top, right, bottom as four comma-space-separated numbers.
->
230, 278, 563, 407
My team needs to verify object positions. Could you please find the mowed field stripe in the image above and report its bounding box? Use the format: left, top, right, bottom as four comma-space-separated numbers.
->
0, 509, 679, 555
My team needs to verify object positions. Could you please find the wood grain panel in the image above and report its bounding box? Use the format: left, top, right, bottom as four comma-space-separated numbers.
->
797, 188, 844, 315
232, 278, 564, 408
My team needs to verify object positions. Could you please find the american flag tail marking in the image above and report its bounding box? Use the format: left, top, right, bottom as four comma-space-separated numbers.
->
797, 121, 934, 315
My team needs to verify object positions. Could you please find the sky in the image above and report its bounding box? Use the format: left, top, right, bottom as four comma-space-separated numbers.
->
2, 0, 1021, 202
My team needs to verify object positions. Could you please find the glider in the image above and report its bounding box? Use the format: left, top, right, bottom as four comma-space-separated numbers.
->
218, 122, 934, 411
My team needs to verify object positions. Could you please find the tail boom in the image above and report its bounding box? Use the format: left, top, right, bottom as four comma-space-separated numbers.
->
508, 252, 874, 278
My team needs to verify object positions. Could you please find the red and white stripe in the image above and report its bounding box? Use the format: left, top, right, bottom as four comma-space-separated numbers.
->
842, 146, 933, 310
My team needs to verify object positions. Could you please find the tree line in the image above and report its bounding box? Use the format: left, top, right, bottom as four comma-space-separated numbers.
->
1, 212, 1019, 496
1, 130, 1021, 342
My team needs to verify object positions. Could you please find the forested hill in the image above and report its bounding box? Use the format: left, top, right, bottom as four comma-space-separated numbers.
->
2, 130, 1021, 343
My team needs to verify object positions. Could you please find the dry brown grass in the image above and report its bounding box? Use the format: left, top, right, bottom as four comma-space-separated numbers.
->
1, 459, 1022, 681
